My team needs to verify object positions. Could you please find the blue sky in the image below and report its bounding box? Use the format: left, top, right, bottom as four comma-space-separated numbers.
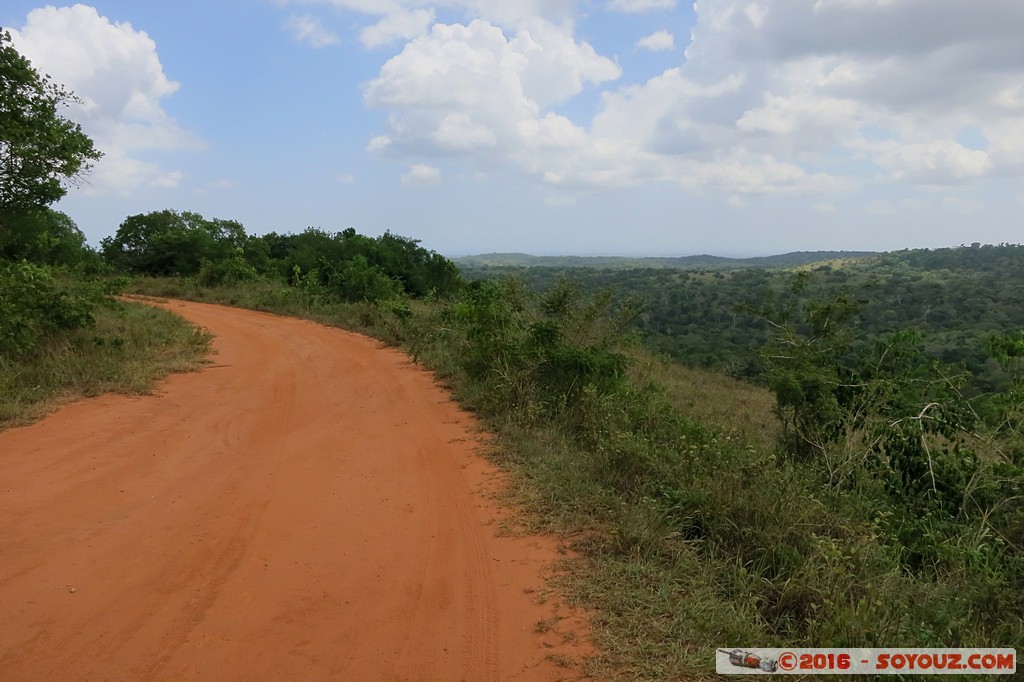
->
4, 1, 1024, 256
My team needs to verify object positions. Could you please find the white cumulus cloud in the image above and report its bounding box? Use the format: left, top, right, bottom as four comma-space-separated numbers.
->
872, 140, 993, 185
9, 4, 199, 194
636, 30, 675, 52
581, 0, 1024, 193
308, 0, 1024, 196
364, 19, 619, 173
360, 9, 435, 48
364, 18, 620, 188
430, 113, 499, 151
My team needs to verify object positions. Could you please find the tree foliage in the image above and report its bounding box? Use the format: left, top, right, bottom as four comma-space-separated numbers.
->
0, 207, 93, 266
102, 212, 464, 304
755, 272, 862, 461
441, 277, 639, 422
0, 31, 106, 361
259, 227, 461, 301
101, 210, 247, 277
754, 273, 1022, 575
0, 30, 101, 221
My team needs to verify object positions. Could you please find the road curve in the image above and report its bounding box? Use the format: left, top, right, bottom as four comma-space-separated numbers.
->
0, 299, 591, 681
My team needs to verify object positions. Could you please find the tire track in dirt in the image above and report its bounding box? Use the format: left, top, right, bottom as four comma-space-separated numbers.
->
0, 299, 592, 681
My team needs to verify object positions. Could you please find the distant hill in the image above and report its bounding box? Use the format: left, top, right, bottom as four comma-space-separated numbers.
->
454, 251, 878, 270
457, 243, 1024, 394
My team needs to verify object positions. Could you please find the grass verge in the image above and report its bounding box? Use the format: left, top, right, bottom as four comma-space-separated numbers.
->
0, 299, 211, 429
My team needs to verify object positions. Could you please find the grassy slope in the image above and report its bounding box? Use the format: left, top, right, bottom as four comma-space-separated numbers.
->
126, 277, 1023, 681
0, 300, 211, 429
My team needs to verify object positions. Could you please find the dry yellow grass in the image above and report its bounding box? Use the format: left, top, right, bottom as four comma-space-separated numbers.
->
628, 348, 778, 452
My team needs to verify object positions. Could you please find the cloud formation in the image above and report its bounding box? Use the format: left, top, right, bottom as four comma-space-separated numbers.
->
608, 0, 677, 13
9, 5, 198, 194
669, 0, 1024, 188
401, 163, 442, 186
299, 0, 1024, 197
360, 9, 435, 48
635, 30, 675, 52
286, 14, 341, 48
278, 0, 576, 30
363, 19, 620, 174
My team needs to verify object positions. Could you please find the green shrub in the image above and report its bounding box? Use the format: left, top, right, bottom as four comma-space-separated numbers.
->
196, 250, 259, 286
0, 261, 109, 358
325, 254, 402, 303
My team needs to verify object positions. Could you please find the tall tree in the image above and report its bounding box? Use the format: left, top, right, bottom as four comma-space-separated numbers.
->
0, 29, 101, 226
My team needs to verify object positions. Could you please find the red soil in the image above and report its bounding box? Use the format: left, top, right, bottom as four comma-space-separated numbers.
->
0, 299, 592, 680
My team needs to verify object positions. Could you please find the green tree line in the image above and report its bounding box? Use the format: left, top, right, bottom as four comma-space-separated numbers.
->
99, 211, 463, 302
460, 244, 1024, 394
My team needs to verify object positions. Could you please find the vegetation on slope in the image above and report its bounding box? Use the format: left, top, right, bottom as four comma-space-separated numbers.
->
0, 293, 211, 428
129, 264, 1024, 680
461, 243, 1024, 395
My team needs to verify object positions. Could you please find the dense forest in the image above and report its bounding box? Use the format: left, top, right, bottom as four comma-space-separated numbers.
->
459, 244, 1024, 395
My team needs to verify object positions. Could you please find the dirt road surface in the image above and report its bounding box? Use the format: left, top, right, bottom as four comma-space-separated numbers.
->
0, 300, 591, 681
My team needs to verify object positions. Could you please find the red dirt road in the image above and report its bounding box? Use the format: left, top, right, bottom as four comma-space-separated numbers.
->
0, 300, 591, 681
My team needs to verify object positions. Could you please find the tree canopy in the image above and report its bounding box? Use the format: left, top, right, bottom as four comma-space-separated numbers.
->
0, 30, 101, 222
101, 211, 464, 302
101, 210, 247, 276
0, 207, 90, 265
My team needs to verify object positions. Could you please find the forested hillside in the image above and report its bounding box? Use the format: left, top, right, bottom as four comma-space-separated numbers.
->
460, 243, 1024, 394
